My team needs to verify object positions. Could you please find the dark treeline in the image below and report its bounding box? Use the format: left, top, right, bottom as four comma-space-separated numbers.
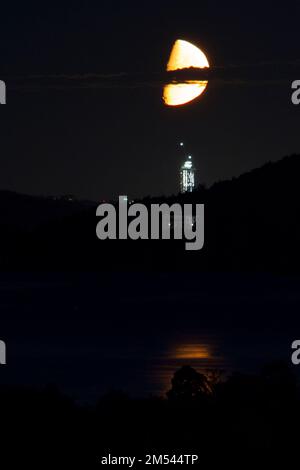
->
0, 362, 299, 467
1, 154, 300, 273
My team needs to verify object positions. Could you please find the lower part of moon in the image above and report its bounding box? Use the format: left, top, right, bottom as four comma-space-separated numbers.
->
163, 80, 208, 106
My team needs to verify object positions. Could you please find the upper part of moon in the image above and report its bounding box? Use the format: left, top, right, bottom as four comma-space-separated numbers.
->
167, 39, 209, 71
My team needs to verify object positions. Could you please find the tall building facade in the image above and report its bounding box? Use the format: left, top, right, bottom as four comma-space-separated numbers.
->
180, 155, 195, 193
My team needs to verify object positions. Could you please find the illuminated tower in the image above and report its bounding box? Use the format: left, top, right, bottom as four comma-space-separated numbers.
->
179, 143, 195, 193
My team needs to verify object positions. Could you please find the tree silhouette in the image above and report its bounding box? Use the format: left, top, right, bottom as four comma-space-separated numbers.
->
167, 365, 211, 401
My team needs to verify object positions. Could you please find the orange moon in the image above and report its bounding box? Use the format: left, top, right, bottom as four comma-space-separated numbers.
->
163, 39, 209, 106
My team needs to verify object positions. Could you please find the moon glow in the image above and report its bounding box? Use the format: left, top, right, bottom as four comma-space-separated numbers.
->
163, 39, 209, 106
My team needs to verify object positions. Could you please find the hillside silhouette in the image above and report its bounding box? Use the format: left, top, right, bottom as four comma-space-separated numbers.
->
1, 154, 300, 272
0, 362, 299, 467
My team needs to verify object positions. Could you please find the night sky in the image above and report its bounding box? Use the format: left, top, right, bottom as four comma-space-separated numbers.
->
1, 0, 300, 200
